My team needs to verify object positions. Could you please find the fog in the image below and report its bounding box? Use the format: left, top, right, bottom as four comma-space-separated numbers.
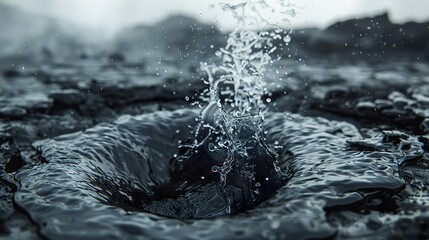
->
2, 0, 429, 34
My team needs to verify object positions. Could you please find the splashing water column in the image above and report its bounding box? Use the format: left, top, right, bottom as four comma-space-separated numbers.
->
170, 101, 284, 213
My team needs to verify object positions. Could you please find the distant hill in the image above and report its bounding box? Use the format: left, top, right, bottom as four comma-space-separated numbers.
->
114, 12, 429, 62
288, 12, 429, 57
114, 15, 225, 62
0, 3, 99, 59
0, 6, 427, 61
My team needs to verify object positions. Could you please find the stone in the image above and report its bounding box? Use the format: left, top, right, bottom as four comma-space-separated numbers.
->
383, 130, 409, 143
0, 136, 25, 173
0, 183, 13, 223
411, 93, 429, 104
355, 101, 376, 112
49, 89, 85, 106
0, 107, 27, 119
412, 108, 429, 118
388, 91, 414, 109
381, 108, 409, 118
374, 99, 393, 110
2, 69, 20, 78
421, 118, 429, 133
10, 93, 52, 112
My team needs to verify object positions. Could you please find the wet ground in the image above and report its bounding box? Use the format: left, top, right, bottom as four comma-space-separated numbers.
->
0, 54, 428, 239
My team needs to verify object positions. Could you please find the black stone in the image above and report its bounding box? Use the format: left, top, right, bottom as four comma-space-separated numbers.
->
0, 107, 27, 119
2, 69, 20, 78
49, 89, 85, 106
0, 137, 25, 173
421, 118, 429, 133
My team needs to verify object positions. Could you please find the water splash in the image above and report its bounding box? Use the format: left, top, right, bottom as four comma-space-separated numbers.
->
198, 1, 294, 180
201, 0, 295, 117
175, 0, 296, 204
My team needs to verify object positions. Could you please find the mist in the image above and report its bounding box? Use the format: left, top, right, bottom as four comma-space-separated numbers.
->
2, 0, 429, 34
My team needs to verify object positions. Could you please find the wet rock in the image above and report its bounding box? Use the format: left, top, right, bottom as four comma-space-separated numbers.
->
2, 125, 34, 152
91, 77, 205, 107
33, 115, 93, 139
409, 85, 429, 99
411, 92, 429, 104
324, 88, 352, 100
119, 103, 160, 115
3, 93, 52, 113
400, 155, 429, 186
389, 91, 415, 109
109, 53, 125, 63
387, 91, 407, 101
4, 115, 94, 151
419, 136, 429, 151
381, 108, 409, 118
0, 136, 23, 230
0, 183, 13, 226
421, 119, 429, 133
49, 89, 85, 106
366, 216, 383, 230
2, 69, 20, 78
0, 136, 25, 173
392, 216, 429, 239
92, 108, 117, 123
0, 106, 27, 119
383, 130, 409, 142
411, 107, 429, 119
0, 211, 40, 239
374, 99, 393, 110
348, 130, 426, 171
355, 101, 376, 112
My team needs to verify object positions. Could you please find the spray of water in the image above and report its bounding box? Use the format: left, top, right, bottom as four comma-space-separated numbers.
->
177, 0, 295, 194
199, 0, 294, 180
201, 1, 294, 116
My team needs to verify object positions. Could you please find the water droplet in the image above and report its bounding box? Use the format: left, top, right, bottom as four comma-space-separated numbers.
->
270, 221, 280, 229
208, 143, 216, 152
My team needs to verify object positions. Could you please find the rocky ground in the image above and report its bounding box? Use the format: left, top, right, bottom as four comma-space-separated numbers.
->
0, 4, 428, 238
1, 52, 428, 239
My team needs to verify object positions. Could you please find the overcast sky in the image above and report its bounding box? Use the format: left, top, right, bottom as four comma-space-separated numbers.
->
2, 0, 429, 34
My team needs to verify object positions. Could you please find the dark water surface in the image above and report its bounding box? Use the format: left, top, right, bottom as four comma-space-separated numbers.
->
1, 7, 429, 239
13, 109, 429, 239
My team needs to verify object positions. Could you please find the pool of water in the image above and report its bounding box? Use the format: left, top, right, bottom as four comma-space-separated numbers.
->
13, 109, 428, 239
